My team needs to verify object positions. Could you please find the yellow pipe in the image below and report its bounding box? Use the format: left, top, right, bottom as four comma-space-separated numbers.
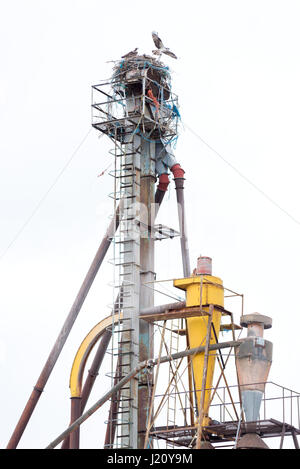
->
69, 313, 123, 398
174, 275, 224, 425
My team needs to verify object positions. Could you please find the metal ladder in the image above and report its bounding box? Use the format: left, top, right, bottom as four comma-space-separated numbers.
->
166, 318, 181, 448
108, 126, 141, 448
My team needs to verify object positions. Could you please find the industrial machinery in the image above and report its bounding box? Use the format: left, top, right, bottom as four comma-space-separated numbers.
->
7, 39, 300, 450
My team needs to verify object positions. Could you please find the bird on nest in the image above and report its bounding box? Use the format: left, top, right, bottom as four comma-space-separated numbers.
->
152, 31, 177, 59
121, 47, 138, 59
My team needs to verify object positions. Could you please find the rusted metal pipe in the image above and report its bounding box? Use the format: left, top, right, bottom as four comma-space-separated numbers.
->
7, 201, 123, 449
45, 339, 240, 449
140, 301, 185, 316
46, 361, 147, 449
62, 289, 123, 449
81, 289, 123, 415
174, 177, 191, 278
81, 330, 112, 410
69, 398, 81, 449
61, 329, 112, 449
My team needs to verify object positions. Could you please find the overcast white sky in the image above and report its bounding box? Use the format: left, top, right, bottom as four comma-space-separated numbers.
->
1, 0, 300, 449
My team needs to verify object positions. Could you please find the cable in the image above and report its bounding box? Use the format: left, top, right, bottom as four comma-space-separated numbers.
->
4, 98, 297, 265
184, 123, 300, 226
0, 128, 92, 262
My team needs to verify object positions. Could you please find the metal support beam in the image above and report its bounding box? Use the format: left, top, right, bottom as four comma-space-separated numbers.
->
144, 321, 167, 448
104, 356, 122, 448
292, 430, 299, 449
45, 339, 241, 449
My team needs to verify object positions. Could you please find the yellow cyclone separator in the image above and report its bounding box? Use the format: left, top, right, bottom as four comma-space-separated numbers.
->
174, 275, 224, 425
69, 313, 123, 398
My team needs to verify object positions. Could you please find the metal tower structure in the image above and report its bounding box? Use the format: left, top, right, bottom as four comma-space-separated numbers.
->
6, 46, 300, 451
90, 54, 187, 448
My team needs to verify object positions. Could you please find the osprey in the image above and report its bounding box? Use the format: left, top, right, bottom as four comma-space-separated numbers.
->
152, 31, 177, 59
121, 47, 138, 59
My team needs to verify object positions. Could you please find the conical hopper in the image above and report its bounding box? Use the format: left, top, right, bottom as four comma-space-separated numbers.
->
236, 313, 273, 422
237, 433, 269, 449
174, 257, 224, 425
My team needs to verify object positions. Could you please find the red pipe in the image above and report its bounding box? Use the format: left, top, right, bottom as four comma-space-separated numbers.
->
171, 163, 185, 179
157, 173, 170, 192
